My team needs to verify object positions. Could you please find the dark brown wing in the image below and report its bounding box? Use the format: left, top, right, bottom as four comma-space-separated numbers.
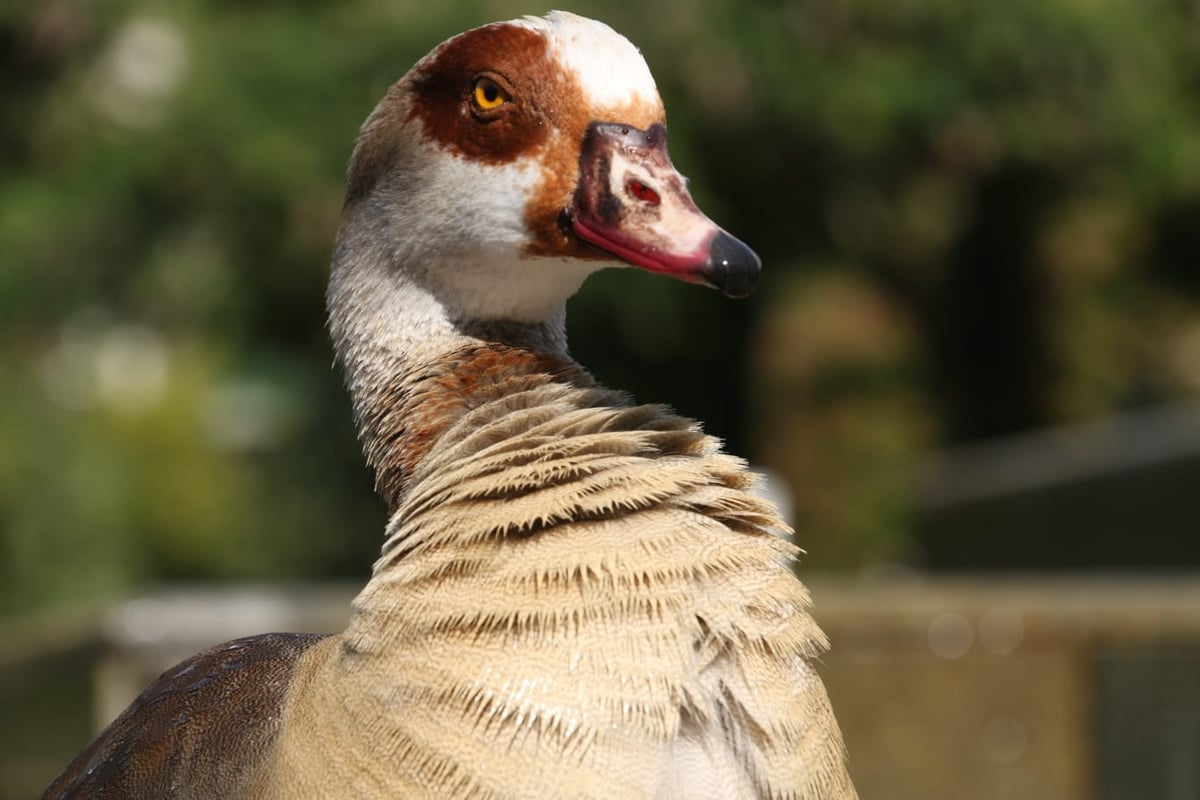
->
41, 632, 331, 800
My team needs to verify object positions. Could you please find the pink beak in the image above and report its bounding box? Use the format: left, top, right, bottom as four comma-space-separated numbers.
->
570, 122, 761, 299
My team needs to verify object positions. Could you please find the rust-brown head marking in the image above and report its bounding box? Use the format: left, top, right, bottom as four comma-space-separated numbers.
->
337, 11, 759, 324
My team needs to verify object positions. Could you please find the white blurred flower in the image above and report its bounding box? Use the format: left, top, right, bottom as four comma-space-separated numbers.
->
94, 324, 170, 412
203, 379, 302, 452
39, 311, 170, 414
90, 17, 189, 128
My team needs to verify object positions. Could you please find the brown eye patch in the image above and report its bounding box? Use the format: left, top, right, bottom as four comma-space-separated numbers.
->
407, 23, 555, 165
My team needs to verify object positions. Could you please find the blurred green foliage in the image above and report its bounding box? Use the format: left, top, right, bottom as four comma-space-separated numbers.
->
3, 0, 1200, 614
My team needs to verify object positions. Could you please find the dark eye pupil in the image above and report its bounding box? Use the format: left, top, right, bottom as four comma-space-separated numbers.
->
484, 84, 498, 102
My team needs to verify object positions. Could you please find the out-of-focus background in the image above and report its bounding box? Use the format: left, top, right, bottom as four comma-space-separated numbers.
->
3, 0, 1200, 797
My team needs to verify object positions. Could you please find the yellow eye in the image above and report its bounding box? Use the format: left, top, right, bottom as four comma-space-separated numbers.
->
473, 78, 510, 110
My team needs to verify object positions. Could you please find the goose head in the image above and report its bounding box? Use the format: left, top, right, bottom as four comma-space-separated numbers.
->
330, 11, 760, 339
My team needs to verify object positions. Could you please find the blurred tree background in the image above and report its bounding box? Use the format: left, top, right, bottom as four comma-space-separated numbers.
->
3, 0, 1200, 617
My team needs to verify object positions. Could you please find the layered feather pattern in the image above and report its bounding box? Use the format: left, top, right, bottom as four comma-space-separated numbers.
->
279, 364, 854, 799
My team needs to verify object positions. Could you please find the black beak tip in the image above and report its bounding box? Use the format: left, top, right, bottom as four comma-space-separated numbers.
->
706, 231, 762, 299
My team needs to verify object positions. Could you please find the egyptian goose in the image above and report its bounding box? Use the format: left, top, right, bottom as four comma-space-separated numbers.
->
41, 12, 855, 799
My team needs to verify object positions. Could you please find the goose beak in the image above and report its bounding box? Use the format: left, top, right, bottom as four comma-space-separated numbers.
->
570, 122, 761, 299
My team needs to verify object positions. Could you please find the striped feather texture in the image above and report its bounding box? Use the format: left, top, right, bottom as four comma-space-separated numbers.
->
260, 370, 855, 798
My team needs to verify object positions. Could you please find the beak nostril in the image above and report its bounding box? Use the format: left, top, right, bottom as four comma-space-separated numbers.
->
626, 179, 661, 207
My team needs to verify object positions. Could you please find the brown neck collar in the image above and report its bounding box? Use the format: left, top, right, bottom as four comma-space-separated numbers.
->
355, 343, 592, 515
